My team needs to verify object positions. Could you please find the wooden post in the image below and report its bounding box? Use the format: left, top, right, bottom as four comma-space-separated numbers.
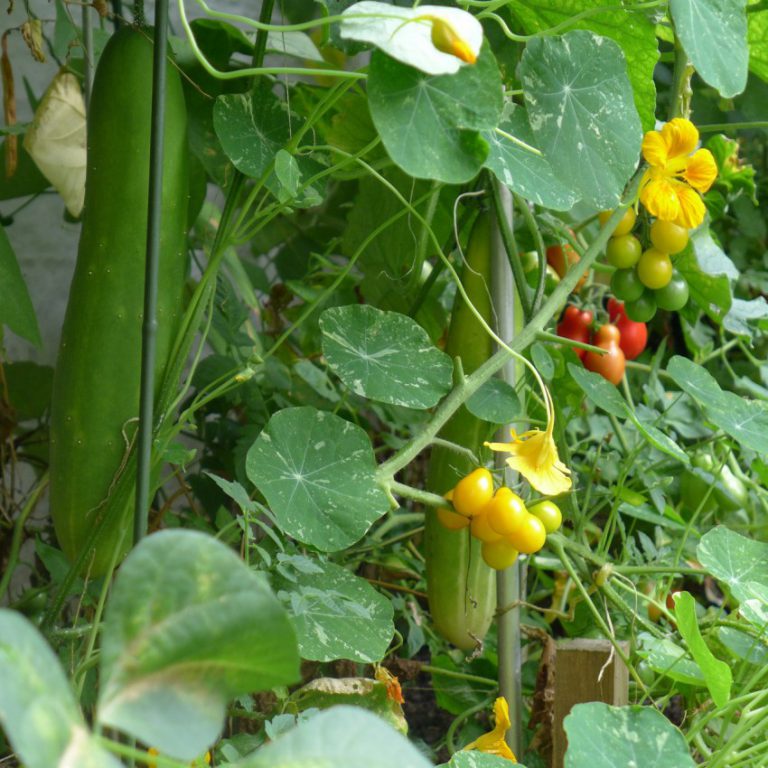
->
552, 639, 629, 768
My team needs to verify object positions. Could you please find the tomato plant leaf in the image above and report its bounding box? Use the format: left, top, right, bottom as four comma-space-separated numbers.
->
483, 109, 578, 210
320, 305, 452, 409
639, 633, 707, 687
213, 84, 289, 178
275, 556, 394, 663
563, 702, 696, 767
628, 417, 690, 465
519, 30, 642, 210
238, 706, 433, 768
246, 407, 390, 551
667, 356, 768, 453
466, 378, 522, 424
0, 610, 123, 768
97, 530, 299, 760
0, 224, 41, 347
367, 44, 503, 183
670, 0, 748, 98
673, 591, 732, 708
697, 526, 768, 606
567, 363, 629, 418
508, 0, 659, 131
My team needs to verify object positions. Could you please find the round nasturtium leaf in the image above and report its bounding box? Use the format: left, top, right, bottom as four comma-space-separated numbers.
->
246, 406, 390, 551
320, 305, 452, 409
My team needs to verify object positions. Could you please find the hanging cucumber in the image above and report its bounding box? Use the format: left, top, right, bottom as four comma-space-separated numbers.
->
49, 26, 189, 575
425, 214, 496, 650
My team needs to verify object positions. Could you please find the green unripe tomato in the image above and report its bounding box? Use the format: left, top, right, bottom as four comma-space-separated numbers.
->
606, 234, 642, 269
611, 268, 645, 302
637, 248, 673, 289
528, 500, 562, 534
650, 220, 689, 254
624, 291, 657, 322
654, 271, 689, 311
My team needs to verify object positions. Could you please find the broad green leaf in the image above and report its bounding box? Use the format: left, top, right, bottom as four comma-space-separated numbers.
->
723, 297, 768, 337
340, 2, 482, 76
718, 626, 768, 665
508, 0, 659, 131
676, 247, 732, 323
629, 417, 690, 465
618, 502, 686, 531
697, 526, 768, 605
3, 362, 53, 421
748, 10, 768, 82
667, 356, 768, 453
466, 378, 522, 424
97, 530, 299, 760
290, 677, 406, 734
739, 581, 768, 629
0, 610, 122, 768
274, 149, 301, 198
237, 706, 433, 768
563, 703, 695, 767
567, 363, 629, 418
640, 634, 706, 686
246, 407, 389, 551
441, 753, 525, 768
0, 224, 41, 346
692, 226, 739, 280
519, 31, 642, 210
213, 85, 289, 178
483, 109, 577, 210
673, 591, 732, 707
368, 45, 503, 183
670, 0, 748, 98
267, 30, 324, 62
276, 556, 394, 662
0, 140, 49, 201
320, 305, 452, 408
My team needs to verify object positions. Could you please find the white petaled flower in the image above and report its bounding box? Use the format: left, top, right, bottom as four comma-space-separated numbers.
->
340, 1, 483, 76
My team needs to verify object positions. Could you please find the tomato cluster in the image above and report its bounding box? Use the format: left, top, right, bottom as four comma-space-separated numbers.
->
601, 211, 691, 321
435, 468, 562, 570
546, 239, 587, 292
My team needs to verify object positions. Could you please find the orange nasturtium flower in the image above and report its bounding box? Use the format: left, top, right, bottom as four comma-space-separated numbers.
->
638, 118, 718, 229
463, 697, 517, 762
424, 14, 478, 64
485, 384, 572, 497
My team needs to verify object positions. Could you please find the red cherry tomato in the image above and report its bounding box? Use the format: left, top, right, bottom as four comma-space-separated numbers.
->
584, 323, 626, 385
556, 305, 593, 359
607, 299, 648, 361
546, 243, 587, 292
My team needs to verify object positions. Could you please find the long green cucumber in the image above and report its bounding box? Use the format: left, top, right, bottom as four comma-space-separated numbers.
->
49, 27, 189, 575
425, 215, 496, 650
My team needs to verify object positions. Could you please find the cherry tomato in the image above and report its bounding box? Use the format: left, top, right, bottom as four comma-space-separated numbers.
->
452, 468, 494, 517
607, 301, 648, 360
584, 323, 626, 385
471, 509, 503, 543
506, 513, 547, 554
481, 539, 519, 571
528, 500, 562, 534
556, 305, 593, 360
598, 207, 636, 236
654, 271, 689, 311
606, 234, 642, 269
486, 487, 527, 535
637, 248, 673, 289
437, 506, 470, 530
650, 220, 689, 254
611, 268, 645, 302
546, 243, 587, 291
624, 291, 657, 323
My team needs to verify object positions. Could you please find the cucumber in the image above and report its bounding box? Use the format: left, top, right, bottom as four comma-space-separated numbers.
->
424, 215, 497, 650
49, 27, 189, 575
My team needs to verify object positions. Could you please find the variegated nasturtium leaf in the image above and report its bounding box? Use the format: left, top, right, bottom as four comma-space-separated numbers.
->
97, 530, 300, 761
320, 305, 452, 409
483, 109, 577, 211
564, 703, 696, 768
0, 610, 123, 768
275, 556, 394, 663
670, 0, 748, 99
466, 378, 522, 424
238, 706, 432, 768
246, 407, 390, 551
507, 0, 659, 132
519, 30, 642, 210
367, 44, 503, 183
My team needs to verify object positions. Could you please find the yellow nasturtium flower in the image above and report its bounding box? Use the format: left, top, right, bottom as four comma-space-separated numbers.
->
638, 118, 718, 229
485, 383, 572, 497
463, 697, 517, 762
424, 13, 478, 64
